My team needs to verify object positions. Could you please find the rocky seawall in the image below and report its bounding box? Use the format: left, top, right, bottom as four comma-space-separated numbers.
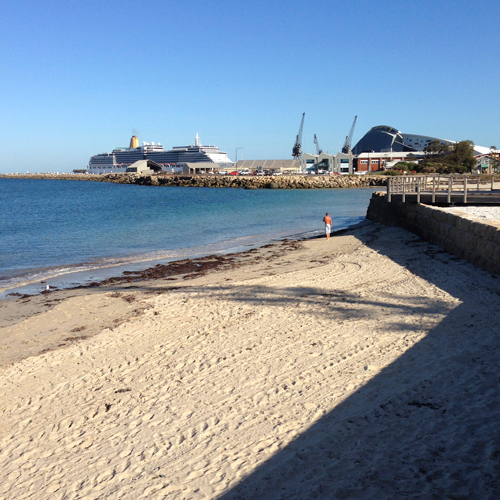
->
0, 173, 387, 189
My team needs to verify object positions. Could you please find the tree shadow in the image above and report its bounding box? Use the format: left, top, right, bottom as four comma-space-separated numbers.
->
213, 223, 500, 499
194, 283, 451, 328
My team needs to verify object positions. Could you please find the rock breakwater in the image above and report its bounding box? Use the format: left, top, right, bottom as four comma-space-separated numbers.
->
1, 173, 387, 189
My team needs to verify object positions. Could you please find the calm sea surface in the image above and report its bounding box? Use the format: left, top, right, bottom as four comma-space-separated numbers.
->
0, 178, 377, 293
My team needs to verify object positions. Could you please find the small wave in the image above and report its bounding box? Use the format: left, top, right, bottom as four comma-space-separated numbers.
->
1, 217, 364, 298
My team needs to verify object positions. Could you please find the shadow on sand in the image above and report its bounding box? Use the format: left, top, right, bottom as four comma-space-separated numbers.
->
213, 224, 500, 499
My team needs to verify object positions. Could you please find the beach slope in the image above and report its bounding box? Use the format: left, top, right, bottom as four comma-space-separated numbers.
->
1, 223, 500, 499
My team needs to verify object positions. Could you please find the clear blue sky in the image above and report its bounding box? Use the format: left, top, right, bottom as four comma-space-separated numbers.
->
1, 0, 499, 172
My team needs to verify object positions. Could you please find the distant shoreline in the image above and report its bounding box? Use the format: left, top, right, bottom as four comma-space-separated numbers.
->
0, 172, 387, 189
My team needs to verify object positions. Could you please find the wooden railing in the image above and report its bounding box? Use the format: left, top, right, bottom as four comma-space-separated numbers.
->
387, 175, 497, 203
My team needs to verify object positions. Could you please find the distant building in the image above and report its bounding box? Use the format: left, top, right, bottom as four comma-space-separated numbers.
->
300, 152, 353, 174
126, 160, 163, 174
347, 124, 497, 173
235, 160, 301, 173
474, 153, 500, 174
180, 162, 220, 175
352, 124, 492, 157
352, 125, 455, 155
175, 160, 301, 174
354, 151, 422, 173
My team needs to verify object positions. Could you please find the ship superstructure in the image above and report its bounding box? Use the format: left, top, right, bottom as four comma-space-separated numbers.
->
88, 134, 234, 173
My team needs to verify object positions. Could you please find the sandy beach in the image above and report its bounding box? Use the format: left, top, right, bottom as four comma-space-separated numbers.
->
2, 221, 500, 499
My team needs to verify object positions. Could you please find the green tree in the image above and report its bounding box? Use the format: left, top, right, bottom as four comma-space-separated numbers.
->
420, 140, 475, 172
424, 140, 451, 156
393, 161, 409, 171
449, 140, 475, 171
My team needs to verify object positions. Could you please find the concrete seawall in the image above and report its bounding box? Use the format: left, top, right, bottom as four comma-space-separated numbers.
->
367, 191, 500, 275
0, 173, 387, 189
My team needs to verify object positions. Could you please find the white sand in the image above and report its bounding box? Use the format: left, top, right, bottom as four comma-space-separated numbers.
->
2, 223, 500, 499
442, 205, 500, 223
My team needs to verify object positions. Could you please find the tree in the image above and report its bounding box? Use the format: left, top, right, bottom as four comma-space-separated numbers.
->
419, 140, 475, 172
449, 140, 475, 171
424, 140, 451, 156
393, 161, 409, 171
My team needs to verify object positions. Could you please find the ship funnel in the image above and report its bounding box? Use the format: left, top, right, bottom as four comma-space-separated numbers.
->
129, 135, 139, 149
195, 133, 200, 146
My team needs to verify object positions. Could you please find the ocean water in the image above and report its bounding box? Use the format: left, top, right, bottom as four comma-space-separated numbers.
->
0, 178, 377, 293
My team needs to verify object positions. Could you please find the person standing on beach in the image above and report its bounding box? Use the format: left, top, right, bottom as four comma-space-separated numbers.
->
323, 212, 332, 240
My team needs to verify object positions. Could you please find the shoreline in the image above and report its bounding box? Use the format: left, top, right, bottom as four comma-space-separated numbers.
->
0, 218, 364, 298
0, 221, 361, 303
0, 230, 322, 367
0, 220, 367, 367
2, 220, 500, 498
0, 231, 323, 298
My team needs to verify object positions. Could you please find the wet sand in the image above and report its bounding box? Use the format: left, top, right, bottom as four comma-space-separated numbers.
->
1, 222, 500, 499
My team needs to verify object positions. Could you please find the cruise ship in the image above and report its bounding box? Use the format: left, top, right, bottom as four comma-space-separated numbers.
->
88, 134, 234, 173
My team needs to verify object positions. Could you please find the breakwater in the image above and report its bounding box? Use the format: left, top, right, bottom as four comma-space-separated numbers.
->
0, 173, 387, 189
367, 191, 500, 275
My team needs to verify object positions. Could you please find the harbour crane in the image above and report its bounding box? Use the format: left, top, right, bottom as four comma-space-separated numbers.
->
292, 112, 305, 159
342, 115, 358, 154
314, 134, 322, 155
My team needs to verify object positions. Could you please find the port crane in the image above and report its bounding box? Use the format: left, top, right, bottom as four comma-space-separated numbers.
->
292, 112, 305, 159
314, 134, 322, 155
342, 115, 358, 154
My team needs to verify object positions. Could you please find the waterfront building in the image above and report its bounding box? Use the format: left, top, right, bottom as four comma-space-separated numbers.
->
234, 160, 301, 173
180, 163, 221, 175
352, 125, 492, 156
300, 152, 353, 174
352, 125, 454, 155
125, 160, 163, 174
354, 151, 423, 173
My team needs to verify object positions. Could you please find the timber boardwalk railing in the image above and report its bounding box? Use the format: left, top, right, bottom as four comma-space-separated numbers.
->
387, 175, 500, 205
